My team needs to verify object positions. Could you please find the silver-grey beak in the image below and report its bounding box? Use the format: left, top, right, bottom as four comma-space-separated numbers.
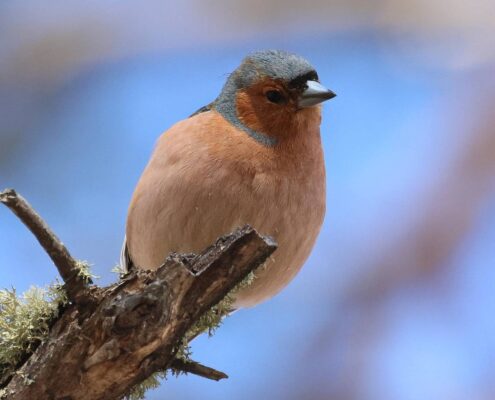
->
299, 80, 336, 108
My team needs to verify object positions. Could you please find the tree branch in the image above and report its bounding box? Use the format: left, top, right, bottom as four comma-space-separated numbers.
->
0, 189, 90, 305
1, 189, 277, 400
170, 359, 228, 381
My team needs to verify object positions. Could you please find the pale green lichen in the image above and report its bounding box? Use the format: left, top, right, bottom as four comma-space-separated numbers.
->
125, 371, 167, 400
75, 260, 98, 283
111, 264, 127, 278
0, 283, 68, 383
0, 260, 95, 386
0, 387, 12, 399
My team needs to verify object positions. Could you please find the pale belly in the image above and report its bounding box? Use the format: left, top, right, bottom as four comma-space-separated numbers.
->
127, 163, 325, 308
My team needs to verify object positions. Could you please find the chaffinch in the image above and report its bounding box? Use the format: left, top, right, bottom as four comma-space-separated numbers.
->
122, 50, 335, 308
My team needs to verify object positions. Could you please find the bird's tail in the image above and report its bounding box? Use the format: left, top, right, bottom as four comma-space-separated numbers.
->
119, 235, 133, 273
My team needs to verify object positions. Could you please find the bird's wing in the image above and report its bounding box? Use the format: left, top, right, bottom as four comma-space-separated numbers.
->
120, 103, 212, 274
189, 102, 214, 118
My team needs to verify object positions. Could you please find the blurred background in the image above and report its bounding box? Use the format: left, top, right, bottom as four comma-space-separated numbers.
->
1, 1, 495, 399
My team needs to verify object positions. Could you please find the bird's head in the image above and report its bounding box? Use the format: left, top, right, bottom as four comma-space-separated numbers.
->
214, 50, 336, 146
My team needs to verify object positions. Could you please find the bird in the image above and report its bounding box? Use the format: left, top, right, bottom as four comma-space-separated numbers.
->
122, 50, 335, 309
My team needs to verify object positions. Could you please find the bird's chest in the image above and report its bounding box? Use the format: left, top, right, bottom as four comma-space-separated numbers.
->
219, 146, 326, 243
225, 147, 326, 307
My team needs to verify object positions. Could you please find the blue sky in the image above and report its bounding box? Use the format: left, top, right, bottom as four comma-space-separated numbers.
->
1, 28, 494, 399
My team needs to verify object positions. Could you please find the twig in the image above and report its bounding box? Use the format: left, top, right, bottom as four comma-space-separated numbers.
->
0, 188, 89, 304
170, 359, 228, 381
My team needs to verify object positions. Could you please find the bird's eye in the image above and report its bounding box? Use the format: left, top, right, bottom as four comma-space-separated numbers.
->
265, 90, 285, 104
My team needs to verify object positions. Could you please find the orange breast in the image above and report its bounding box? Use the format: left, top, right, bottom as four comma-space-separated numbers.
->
126, 109, 326, 308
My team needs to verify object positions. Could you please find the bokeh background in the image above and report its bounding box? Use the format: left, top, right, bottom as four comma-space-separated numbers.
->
1, 1, 495, 399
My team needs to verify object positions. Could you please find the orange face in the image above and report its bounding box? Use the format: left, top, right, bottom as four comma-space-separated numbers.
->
235, 77, 321, 142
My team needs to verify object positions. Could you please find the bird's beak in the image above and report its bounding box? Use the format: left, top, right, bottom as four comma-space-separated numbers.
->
298, 80, 336, 108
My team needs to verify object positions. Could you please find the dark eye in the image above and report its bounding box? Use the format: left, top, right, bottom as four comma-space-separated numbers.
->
265, 90, 285, 104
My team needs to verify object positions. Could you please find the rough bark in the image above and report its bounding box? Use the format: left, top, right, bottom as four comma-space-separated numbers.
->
0, 189, 277, 400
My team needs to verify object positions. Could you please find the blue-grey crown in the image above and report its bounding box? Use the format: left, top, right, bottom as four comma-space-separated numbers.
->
229, 50, 315, 89
214, 50, 315, 147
